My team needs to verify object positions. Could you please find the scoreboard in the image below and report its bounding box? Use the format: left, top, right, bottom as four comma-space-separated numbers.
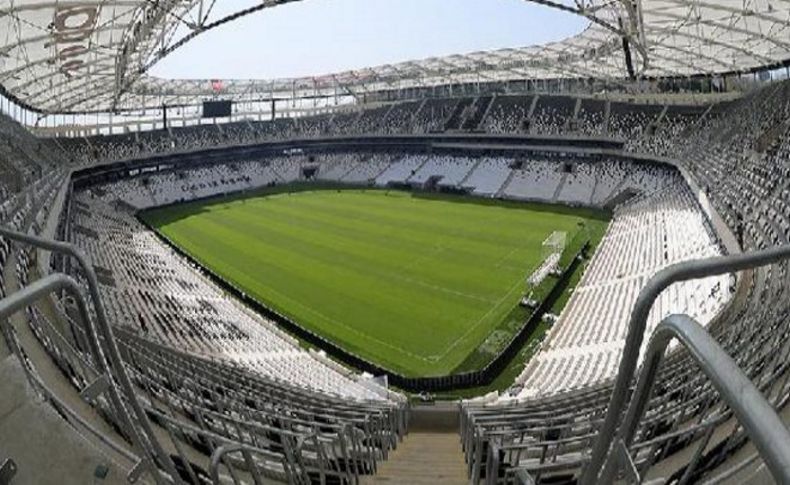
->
202, 100, 232, 118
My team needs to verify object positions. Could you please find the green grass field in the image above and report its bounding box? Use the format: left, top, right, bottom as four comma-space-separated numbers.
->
142, 188, 607, 377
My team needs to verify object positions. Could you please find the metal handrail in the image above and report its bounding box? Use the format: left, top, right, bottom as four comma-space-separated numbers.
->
143, 408, 296, 485
0, 226, 180, 484
601, 314, 790, 483
0, 275, 138, 464
208, 443, 281, 485
582, 244, 790, 484
21, 357, 139, 467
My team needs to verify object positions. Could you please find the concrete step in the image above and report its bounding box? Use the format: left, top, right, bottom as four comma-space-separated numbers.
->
362, 432, 467, 485
0, 356, 129, 484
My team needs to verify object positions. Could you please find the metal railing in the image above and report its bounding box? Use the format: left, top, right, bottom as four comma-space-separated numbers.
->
0, 226, 179, 483
582, 244, 790, 484
0, 457, 17, 485
1, 225, 405, 484
209, 443, 283, 485
600, 313, 790, 483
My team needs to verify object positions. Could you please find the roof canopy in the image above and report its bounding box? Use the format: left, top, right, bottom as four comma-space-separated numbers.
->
2, 0, 789, 113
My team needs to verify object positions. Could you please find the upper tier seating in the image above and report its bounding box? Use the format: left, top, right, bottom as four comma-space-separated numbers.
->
529, 96, 577, 135
51, 92, 717, 168
576, 99, 606, 136
483, 95, 531, 134
410, 98, 458, 133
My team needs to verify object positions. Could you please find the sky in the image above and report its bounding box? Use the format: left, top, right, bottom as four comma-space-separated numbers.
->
150, 0, 587, 80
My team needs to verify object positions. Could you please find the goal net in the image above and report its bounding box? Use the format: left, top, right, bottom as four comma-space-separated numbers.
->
527, 231, 568, 287
542, 231, 567, 260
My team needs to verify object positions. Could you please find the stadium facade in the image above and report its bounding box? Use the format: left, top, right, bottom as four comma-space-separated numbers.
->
1, 1, 790, 484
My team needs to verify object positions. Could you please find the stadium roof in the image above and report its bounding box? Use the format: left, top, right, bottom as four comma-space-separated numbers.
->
2, 0, 790, 114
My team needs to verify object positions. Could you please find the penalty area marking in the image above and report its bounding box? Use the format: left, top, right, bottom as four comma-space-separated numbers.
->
435, 273, 530, 361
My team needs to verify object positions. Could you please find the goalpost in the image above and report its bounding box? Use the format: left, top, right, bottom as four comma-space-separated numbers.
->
525, 231, 568, 289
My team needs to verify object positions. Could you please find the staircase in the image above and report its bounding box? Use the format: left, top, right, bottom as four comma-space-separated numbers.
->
143, 181, 159, 206
495, 168, 518, 197
268, 163, 289, 183
461, 95, 495, 131
524, 95, 540, 132
754, 118, 790, 153
527, 95, 540, 118
457, 157, 484, 188
379, 103, 397, 129
373, 158, 395, 181
0, 355, 130, 484
0, 251, 132, 484
444, 98, 474, 131
676, 104, 712, 139
337, 159, 363, 181
565, 97, 583, 132
552, 170, 570, 203
572, 97, 582, 120
404, 156, 433, 184
588, 173, 601, 206
649, 105, 669, 134
408, 99, 429, 131
603, 100, 612, 134
477, 94, 498, 131
361, 433, 467, 485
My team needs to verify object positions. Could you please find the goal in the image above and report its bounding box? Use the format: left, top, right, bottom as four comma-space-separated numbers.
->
526, 231, 568, 287
542, 231, 567, 260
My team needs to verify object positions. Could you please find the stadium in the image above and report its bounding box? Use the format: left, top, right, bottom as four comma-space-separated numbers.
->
1, 0, 790, 484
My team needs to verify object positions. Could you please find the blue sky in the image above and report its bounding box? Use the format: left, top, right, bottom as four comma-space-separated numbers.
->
151, 0, 586, 80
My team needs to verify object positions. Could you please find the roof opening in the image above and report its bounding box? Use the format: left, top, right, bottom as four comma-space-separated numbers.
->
150, 0, 588, 80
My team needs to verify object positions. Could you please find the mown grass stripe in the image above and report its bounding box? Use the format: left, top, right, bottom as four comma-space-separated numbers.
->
144, 189, 605, 377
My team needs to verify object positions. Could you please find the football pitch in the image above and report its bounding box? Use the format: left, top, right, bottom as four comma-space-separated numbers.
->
142, 188, 607, 377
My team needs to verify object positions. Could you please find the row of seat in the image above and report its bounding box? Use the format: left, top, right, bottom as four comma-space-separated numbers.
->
55, 93, 705, 166
460, 79, 790, 484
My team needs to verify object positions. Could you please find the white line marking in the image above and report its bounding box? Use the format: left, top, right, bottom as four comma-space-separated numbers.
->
435, 274, 528, 360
